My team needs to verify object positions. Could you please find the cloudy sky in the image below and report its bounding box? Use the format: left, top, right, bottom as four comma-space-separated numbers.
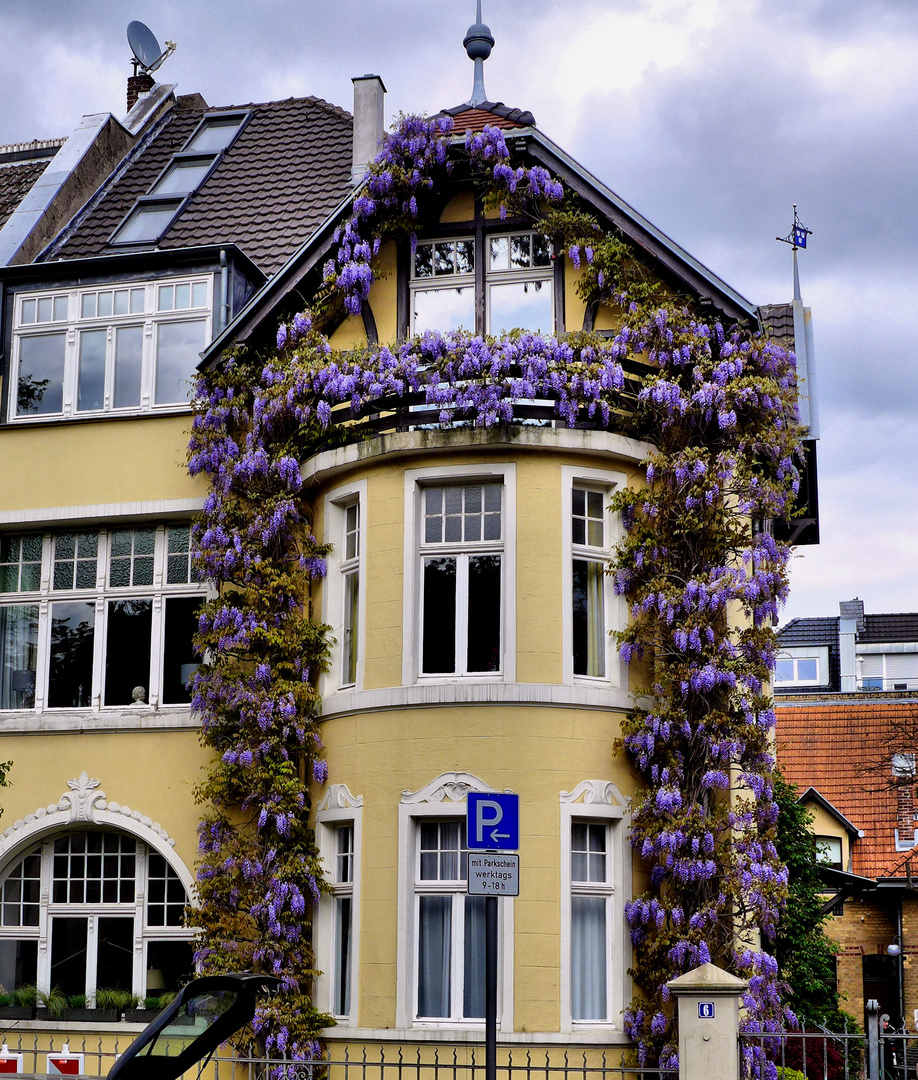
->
1, 0, 914, 626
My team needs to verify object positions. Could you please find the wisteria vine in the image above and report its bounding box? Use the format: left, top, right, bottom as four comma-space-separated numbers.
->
187, 111, 804, 1068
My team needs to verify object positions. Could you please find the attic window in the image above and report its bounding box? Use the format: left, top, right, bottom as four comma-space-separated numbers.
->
109, 111, 249, 247
111, 199, 185, 245
184, 115, 247, 153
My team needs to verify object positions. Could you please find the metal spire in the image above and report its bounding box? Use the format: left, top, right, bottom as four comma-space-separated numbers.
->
463, 0, 494, 107
776, 204, 812, 302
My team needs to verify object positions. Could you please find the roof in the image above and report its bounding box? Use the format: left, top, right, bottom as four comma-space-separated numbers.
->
862, 614, 918, 644
779, 616, 838, 647
777, 699, 918, 877
441, 101, 535, 130
759, 303, 794, 348
779, 613, 918, 647
0, 159, 52, 231
45, 96, 353, 277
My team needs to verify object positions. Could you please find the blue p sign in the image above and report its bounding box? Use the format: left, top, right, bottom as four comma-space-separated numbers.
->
467, 792, 519, 850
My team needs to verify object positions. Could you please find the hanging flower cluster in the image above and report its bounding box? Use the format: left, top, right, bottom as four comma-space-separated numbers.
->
189, 111, 804, 1070
613, 311, 803, 1073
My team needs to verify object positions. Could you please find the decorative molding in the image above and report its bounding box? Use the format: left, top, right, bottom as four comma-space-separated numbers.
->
316, 784, 364, 812
401, 770, 502, 806
560, 779, 630, 809
1, 771, 176, 853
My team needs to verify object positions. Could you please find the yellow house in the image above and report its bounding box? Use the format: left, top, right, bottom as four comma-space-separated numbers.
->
0, 13, 815, 1065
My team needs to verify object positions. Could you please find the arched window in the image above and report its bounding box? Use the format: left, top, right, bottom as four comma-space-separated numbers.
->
0, 830, 193, 1001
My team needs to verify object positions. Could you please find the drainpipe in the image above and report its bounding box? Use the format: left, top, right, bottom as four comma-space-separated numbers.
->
219, 249, 228, 333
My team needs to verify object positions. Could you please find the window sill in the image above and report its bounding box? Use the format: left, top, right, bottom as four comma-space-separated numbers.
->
322, 1025, 631, 1046
0, 707, 199, 733
4, 406, 193, 427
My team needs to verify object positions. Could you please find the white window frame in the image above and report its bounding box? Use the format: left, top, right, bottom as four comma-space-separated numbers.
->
397, 773, 513, 1031
559, 780, 631, 1033
560, 467, 627, 687
0, 830, 194, 1000
774, 646, 828, 687
409, 231, 554, 336
402, 464, 516, 686
9, 276, 213, 421
0, 524, 206, 712
321, 482, 367, 697
315, 785, 363, 1025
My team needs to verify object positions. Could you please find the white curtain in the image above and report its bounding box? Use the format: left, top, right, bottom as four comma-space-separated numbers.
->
418, 895, 451, 1017
585, 561, 605, 677
571, 895, 607, 1020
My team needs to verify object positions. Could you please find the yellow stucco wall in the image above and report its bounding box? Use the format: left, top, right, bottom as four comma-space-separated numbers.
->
0, 729, 209, 873
0, 415, 203, 512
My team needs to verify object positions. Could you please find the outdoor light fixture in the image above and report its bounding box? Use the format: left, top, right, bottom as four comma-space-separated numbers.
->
888, 937, 902, 956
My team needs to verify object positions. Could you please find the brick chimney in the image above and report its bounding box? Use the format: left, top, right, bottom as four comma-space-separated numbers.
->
127, 72, 155, 112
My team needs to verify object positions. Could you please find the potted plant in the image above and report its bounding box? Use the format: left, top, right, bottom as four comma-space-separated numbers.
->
61, 994, 98, 1023
0, 984, 38, 1020
93, 987, 129, 1022
125, 993, 170, 1024
35, 986, 67, 1021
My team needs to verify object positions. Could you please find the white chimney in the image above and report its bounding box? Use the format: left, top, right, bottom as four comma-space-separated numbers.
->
352, 74, 386, 185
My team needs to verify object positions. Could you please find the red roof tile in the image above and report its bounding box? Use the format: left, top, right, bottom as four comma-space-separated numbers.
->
777, 698, 918, 877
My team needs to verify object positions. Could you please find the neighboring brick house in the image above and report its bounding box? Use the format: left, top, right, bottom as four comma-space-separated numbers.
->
777, 598, 918, 1024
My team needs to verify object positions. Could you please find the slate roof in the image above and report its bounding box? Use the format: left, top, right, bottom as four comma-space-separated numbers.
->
441, 101, 535, 130
759, 302, 794, 348
47, 96, 353, 277
862, 614, 918, 644
779, 616, 838, 647
777, 700, 918, 878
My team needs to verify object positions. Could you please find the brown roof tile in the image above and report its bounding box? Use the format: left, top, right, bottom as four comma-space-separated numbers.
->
777, 699, 918, 878
48, 96, 353, 276
0, 159, 51, 230
442, 101, 535, 131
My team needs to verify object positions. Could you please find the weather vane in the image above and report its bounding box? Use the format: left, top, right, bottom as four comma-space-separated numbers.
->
777, 205, 812, 251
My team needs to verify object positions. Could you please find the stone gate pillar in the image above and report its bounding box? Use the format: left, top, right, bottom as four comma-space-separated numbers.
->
667, 963, 749, 1080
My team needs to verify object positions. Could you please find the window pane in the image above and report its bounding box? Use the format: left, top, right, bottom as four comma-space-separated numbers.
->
333, 895, 352, 1015
414, 245, 433, 278
1, 536, 42, 594
422, 558, 456, 673
17, 333, 66, 415
489, 236, 508, 271
175, 284, 191, 310
467, 555, 500, 673
146, 939, 195, 995
158, 285, 174, 312
191, 281, 207, 308
489, 279, 553, 335
775, 659, 794, 683
155, 320, 207, 404
434, 243, 454, 275
455, 241, 474, 274
130, 288, 145, 313
463, 895, 487, 1018
343, 572, 359, 685
418, 895, 451, 1017
797, 658, 818, 682
162, 596, 200, 705
186, 117, 244, 152
37, 297, 52, 322
510, 234, 530, 268
104, 598, 152, 706
97, 917, 134, 991
0, 939, 37, 992
77, 329, 107, 412
50, 917, 88, 999
113, 326, 143, 409
98, 291, 113, 318
571, 895, 607, 1020
21, 298, 36, 324
0, 605, 38, 710
115, 201, 182, 244
413, 287, 475, 334
573, 559, 605, 677
49, 600, 95, 707
151, 158, 212, 195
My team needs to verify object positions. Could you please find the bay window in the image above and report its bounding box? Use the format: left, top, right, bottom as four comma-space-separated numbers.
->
0, 524, 204, 711
10, 276, 212, 419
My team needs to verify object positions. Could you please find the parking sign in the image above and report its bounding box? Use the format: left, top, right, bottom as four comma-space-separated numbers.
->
467, 792, 519, 850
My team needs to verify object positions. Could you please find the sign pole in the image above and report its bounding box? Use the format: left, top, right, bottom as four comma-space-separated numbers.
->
486, 892, 497, 1080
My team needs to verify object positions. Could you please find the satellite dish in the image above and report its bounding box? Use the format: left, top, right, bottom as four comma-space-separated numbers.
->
127, 20, 176, 74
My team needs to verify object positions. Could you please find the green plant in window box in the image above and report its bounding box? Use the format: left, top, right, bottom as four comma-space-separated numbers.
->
36, 986, 68, 1019
67, 994, 86, 1010
0, 994, 13, 1008
12, 984, 37, 1008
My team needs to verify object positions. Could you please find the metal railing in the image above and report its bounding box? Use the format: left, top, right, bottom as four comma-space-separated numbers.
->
740, 1026, 866, 1080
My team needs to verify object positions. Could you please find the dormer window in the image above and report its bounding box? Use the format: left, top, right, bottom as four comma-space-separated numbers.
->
410, 230, 553, 336
109, 112, 248, 247
10, 276, 212, 420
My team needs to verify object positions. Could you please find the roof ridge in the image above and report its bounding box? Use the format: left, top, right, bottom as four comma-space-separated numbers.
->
203, 95, 352, 123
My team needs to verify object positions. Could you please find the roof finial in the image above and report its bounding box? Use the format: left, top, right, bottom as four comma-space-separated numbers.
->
776, 204, 812, 302
464, 0, 494, 107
